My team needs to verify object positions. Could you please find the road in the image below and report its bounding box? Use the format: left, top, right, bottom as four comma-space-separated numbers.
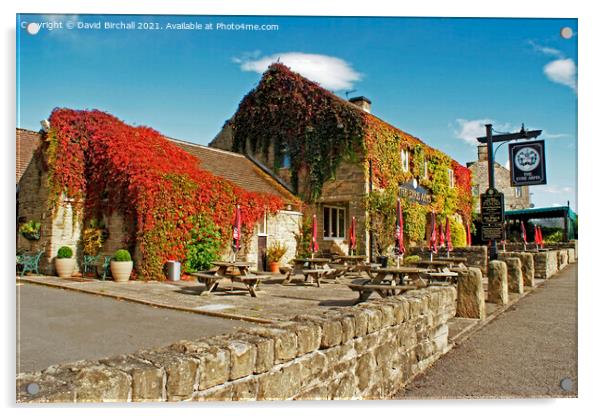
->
397, 263, 578, 399
16, 283, 252, 373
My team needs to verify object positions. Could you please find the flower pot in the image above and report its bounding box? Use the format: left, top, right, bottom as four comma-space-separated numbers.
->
110, 260, 133, 282
55, 258, 76, 278
268, 261, 280, 273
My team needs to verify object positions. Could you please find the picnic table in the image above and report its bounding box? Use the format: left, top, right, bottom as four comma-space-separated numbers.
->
282, 257, 333, 287
433, 256, 468, 267
356, 263, 381, 279
332, 255, 367, 268
413, 260, 460, 284
347, 266, 427, 302
192, 261, 265, 297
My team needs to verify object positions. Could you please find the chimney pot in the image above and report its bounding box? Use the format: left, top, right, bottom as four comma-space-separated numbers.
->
349, 96, 371, 113
477, 144, 488, 162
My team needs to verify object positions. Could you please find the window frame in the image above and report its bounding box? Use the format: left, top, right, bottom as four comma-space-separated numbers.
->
256, 212, 268, 236
400, 149, 410, 172
448, 168, 455, 188
323, 205, 346, 240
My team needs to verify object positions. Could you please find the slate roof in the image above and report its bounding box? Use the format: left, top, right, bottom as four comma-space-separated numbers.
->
16, 128, 41, 182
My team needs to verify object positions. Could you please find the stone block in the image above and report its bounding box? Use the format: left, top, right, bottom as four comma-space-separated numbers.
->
233, 333, 275, 374
293, 385, 329, 400
136, 350, 198, 401
257, 362, 302, 400
329, 373, 356, 399
487, 260, 508, 305
226, 340, 257, 380
456, 267, 486, 319
101, 354, 165, 402
567, 248, 575, 263
167, 340, 230, 391
504, 257, 524, 294
356, 352, 377, 392
499, 251, 534, 287
241, 326, 297, 364
17, 371, 76, 403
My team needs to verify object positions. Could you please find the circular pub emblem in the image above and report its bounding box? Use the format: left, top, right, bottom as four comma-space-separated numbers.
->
514, 146, 540, 172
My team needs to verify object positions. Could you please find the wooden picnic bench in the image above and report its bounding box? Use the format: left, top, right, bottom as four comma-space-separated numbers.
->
193, 261, 266, 297
347, 278, 418, 303
283, 258, 332, 286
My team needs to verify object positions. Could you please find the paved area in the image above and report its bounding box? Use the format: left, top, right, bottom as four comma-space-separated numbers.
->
397, 263, 578, 399
16, 284, 252, 373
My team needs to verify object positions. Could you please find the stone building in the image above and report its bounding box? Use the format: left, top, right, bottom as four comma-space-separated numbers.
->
16, 128, 302, 275
210, 64, 473, 258
467, 144, 531, 213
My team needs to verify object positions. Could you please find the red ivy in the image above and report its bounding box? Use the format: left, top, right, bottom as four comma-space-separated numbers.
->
44, 109, 283, 279
452, 161, 473, 222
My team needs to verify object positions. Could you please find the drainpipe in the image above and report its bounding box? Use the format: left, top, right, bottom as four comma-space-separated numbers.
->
368, 159, 374, 263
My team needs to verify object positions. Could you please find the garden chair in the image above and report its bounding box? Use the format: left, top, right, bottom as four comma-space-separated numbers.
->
99, 255, 112, 280
82, 255, 100, 277
16, 250, 44, 276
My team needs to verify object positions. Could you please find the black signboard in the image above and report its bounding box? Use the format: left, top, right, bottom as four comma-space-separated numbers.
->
480, 188, 505, 240
399, 181, 432, 205
509, 140, 547, 186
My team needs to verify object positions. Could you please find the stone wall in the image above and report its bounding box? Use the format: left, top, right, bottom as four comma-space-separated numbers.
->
408, 246, 488, 275
17, 286, 457, 403
17, 159, 83, 275
497, 251, 535, 287
533, 250, 559, 279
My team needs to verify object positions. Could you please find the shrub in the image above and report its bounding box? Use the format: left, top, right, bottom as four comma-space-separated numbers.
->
113, 249, 132, 262
57, 246, 73, 259
82, 218, 107, 255
403, 255, 421, 265
450, 218, 467, 248
19, 220, 41, 240
267, 241, 288, 263
183, 215, 221, 273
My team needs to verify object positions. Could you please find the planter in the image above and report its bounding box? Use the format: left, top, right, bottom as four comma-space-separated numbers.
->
22, 231, 41, 241
110, 260, 133, 282
55, 258, 76, 278
268, 261, 280, 273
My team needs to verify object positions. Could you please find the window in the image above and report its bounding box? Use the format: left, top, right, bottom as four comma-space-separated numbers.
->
448, 168, 455, 188
323, 206, 346, 239
400, 149, 410, 172
281, 144, 291, 169
256, 212, 268, 235
423, 160, 428, 179
472, 184, 480, 197
515, 187, 523, 198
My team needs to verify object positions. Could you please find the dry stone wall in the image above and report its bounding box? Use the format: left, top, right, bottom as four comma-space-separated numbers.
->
533, 251, 559, 279
408, 246, 488, 275
17, 286, 456, 403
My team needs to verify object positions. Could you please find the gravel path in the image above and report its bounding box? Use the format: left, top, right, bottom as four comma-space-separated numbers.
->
396, 263, 578, 399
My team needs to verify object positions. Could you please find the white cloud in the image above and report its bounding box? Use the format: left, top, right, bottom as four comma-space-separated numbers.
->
528, 40, 563, 58
541, 185, 573, 194
234, 52, 362, 91
453, 119, 494, 145
542, 130, 570, 139
543, 58, 577, 92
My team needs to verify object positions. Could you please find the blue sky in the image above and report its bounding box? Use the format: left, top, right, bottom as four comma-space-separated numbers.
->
16, 14, 577, 211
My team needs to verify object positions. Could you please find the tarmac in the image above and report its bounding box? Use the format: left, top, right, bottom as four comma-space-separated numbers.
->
396, 263, 578, 399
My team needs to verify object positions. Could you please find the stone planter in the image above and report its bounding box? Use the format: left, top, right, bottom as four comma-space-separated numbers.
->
55, 258, 75, 279
110, 260, 133, 282
268, 261, 280, 273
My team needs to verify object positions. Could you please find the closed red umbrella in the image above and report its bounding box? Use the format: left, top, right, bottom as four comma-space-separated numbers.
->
539, 226, 545, 248
349, 216, 357, 255
466, 222, 472, 247
438, 223, 445, 248
520, 221, 527, 249
232, 204, 242, 254
445, 217, 453, 254
310, 214, 319, 256
429, 211, 438, 255
394, 199, 405, 256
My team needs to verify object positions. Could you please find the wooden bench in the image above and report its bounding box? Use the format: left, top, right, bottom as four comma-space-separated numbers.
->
194, 272, 223, 295
302, 269, 328, 287
230, 275, 266, 297
347, 278, 418, 303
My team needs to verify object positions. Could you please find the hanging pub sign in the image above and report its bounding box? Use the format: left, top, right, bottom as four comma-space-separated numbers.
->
509, 140, 547, 186
399, 180, 432, 205
480, 188, 505, 240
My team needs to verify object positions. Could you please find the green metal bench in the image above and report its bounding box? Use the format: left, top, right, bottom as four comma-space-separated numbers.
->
99, 255, 112, 280
16, 250, 44, 276
82, 255, 100, 277
81, 254, 112, 280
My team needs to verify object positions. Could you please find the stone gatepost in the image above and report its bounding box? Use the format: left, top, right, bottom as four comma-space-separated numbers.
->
487, 260, 508, 305
567, 248, 576, 263
456, 267, 486, 320
504, 258, 524, 294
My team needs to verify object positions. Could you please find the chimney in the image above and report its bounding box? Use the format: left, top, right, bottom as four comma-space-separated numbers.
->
477, 144, 488, 162
349, 96, 371, 113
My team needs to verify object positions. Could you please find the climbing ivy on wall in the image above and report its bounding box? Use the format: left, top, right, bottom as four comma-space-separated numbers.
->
43, 109, 283, 280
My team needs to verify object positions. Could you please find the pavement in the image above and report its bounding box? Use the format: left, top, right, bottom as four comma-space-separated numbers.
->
16, 284, 252, 373
396, 262, 578, 399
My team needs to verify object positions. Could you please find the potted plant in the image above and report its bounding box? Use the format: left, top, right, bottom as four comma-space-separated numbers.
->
266, 241, 287, 273
110, 249, 133, 282
55, 246, 75, 278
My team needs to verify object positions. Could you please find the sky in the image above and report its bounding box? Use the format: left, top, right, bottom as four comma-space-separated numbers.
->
16, 14, 578, 211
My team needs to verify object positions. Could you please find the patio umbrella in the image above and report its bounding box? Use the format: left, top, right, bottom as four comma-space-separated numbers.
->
438, 223, 445, 248
394, 199, 405, 258
466, 222, 472, 247
349, 216, 357, 255
310, 214, 319, 257
539, 226, 545, 248
445, 217, 453, 256
429, 211, 438, 258
520, 221, 527, 250
232, 204, 242, 260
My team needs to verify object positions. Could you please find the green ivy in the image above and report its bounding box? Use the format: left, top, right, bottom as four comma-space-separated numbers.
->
183, 214, 222, 272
